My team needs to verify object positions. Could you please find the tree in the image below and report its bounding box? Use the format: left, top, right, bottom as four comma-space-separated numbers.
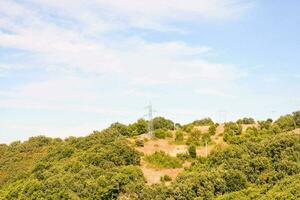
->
192, 118, 214, 126
128, 119, 148, 136
154, 129, 171, 139
208, 124, 217, 136
275, 114, 295, 131
109, 122, 130, 136
153, 117, 174, 130
292, 111, 300, 128
188, 145, 197, 158
175, 130, 184, 142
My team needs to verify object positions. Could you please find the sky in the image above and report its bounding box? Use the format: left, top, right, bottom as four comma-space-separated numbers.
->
0, 0, 300, 143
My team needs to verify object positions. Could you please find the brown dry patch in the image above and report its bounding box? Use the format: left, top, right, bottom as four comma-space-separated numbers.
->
140, 159, 190, 185
135, 125, 227, 184
216, 124, 224, 134
196, 124, 226, 157
194, 125, 210, 133
292, 128, 300, 134
136, 139, 188, 157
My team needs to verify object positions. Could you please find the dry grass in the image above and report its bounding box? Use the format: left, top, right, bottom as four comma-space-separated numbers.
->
135, 125, 228, 185
136, 138, 188, 157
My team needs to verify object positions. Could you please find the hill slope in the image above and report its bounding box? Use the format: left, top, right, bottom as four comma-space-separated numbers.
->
0, 113, 299, 199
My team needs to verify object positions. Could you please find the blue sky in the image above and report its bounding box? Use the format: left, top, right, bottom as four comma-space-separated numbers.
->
0, 0, 300, 143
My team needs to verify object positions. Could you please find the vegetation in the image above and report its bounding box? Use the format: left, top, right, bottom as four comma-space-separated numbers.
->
175, 130, 184, 142
135, 139, 144, 147
0, 111, 299, 199
153, 117, 175, 130
144, 151, 182, 169
275, 114, 296, 131
188, 145, 197, 158
236, 117, 256, 124
160, 175, 172, 182
153, 129, 172, 139
0, 128, 143, 199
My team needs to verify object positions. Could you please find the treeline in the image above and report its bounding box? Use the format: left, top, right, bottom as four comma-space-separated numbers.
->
0, 111, 299, 199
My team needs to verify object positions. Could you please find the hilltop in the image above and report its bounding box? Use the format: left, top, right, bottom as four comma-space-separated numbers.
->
0, 112, 299, 199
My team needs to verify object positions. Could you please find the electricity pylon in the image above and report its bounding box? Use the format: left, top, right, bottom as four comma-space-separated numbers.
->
218, 110, 228, 124
146, 103, 154, 137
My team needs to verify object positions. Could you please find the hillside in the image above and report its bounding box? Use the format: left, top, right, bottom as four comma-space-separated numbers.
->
0, 112, 299, 199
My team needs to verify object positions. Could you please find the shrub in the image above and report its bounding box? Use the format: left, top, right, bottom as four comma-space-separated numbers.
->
108, 122, 129, 136
274, 114, 295, 132
293, 111, 300, 127
128, 119, 148, 136
192, 118, 214, 126
258, 119, 273, 130
236, 118, 255, 124
176, 152, 190, 161
135, 139, 144, 147
201, 132, 211, 145
186, 129, 202, 146
223, 170, 247, 192
208, 125, 217, 136
182, 124, 194, 133
223, 122, 242, 143
175, 130, 184, 142
144, 151, 182, 169
153, 117, 175, 130
188, 145, 197, 158
153, 129, 171, 139
160, 175, 172, 182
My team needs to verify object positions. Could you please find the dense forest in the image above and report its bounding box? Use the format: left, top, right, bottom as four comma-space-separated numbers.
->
0, 111, 299, 199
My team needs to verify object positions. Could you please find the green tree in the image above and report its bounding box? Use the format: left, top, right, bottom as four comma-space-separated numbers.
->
188, 145, 197, 158
153, 117, 174, 130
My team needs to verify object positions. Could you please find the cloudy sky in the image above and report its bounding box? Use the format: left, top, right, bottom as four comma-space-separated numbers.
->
1, 0, 300, 143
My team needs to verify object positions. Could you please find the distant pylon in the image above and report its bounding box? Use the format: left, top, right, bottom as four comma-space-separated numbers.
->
146, 102, 154, 137
218, 110, 228, 123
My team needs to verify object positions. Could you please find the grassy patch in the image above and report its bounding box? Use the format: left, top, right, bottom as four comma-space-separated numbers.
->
144, 151, 182, 169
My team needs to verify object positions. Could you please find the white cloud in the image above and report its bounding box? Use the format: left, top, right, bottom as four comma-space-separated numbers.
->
0, 0, 251, 77
30, 0, 254, 30
0, 0, 252, 142
195, 87, 236, 98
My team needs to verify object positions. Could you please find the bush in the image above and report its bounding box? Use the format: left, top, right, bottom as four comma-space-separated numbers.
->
128, 119, 148, 136
182, 124, 194, 133
201, 132, 211, 145
223, 122, 242, 143
135, 139, 144, 147
223, 170, 247, 192
236, 118, 255, 124
188, 145, 197, 158
293, 111, 300, 127
186, 129, 202, 146
275, 114, 295, 132
153, 117, 175, 130
176, 152, 190, 161
258, 119, 273, 130
153, 129, 172, 139
208, 125, 217, 136
144, 151, 182, 169
175, 130, 184, 142
160, 175, 172, 182
108, 122, 129, 136
192, 118, 214, 126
